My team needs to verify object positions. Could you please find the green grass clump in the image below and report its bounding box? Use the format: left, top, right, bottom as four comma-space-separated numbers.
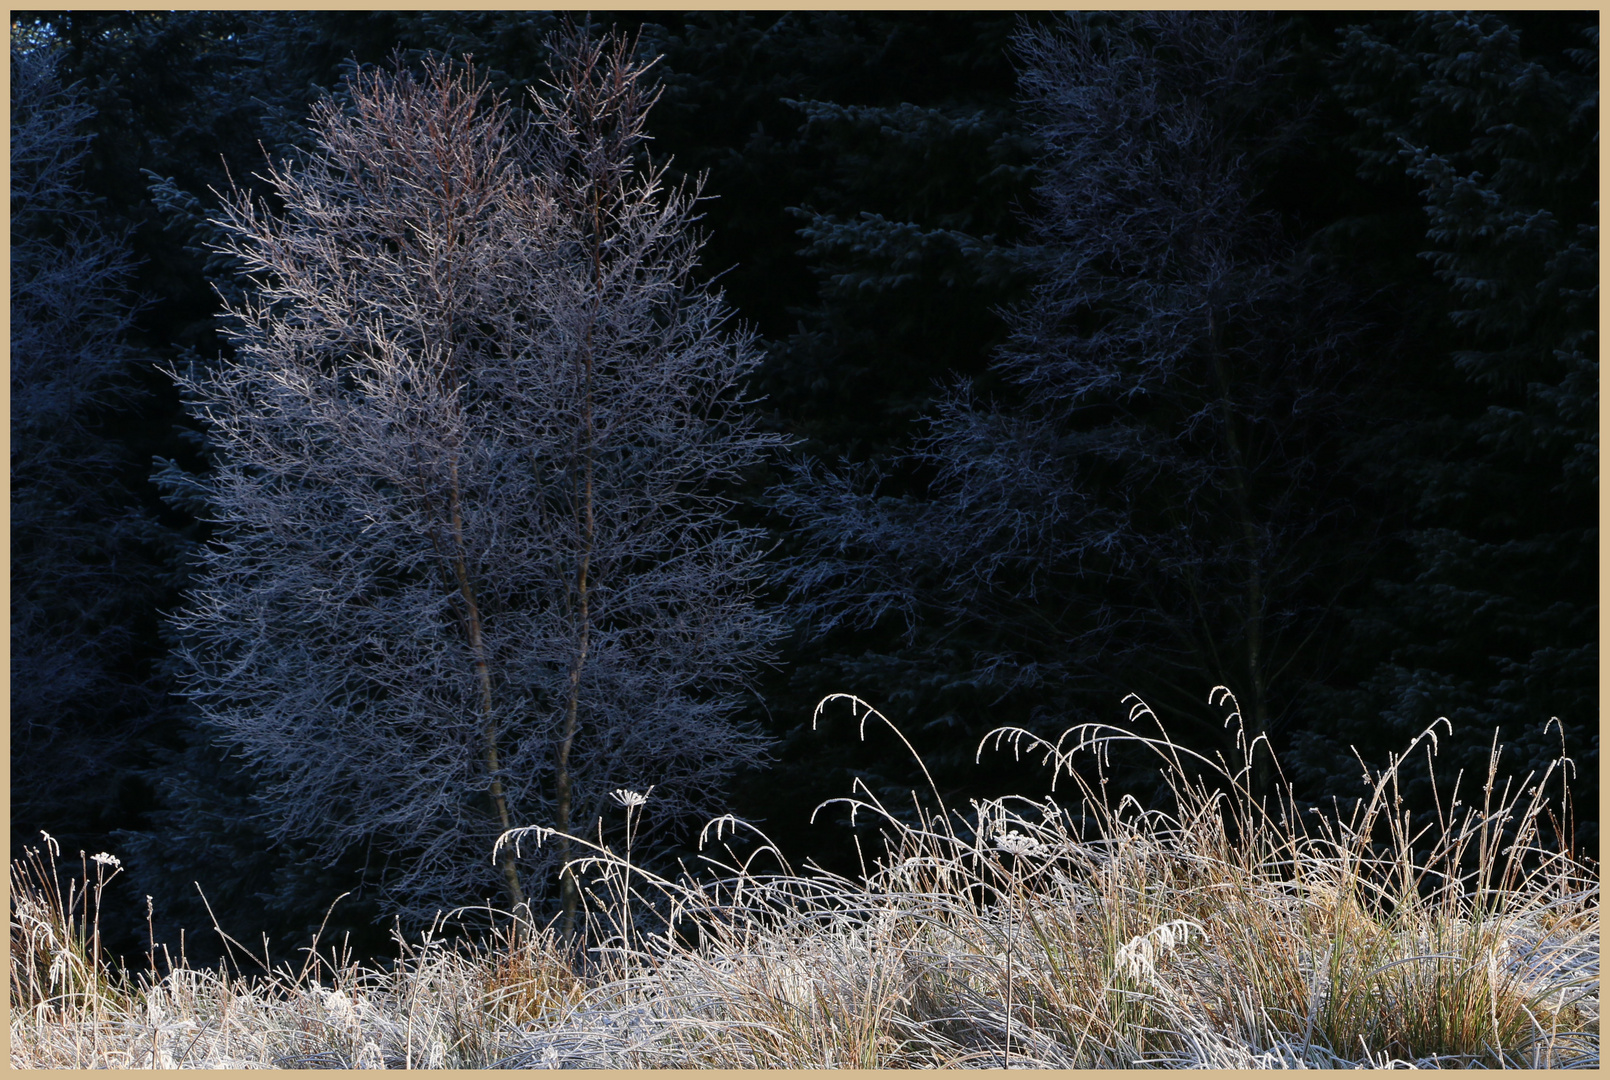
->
9, 691, 1598, 1068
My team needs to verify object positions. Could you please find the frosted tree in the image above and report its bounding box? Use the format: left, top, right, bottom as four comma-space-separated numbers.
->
776, 13, 1368, 798
168, 32, 783, 929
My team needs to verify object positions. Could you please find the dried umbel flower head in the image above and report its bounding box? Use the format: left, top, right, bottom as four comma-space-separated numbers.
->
994, 829, 1047, 856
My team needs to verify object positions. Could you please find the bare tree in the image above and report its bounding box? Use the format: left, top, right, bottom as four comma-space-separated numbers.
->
168, 32, 783, 928
776, 13, 1368, 797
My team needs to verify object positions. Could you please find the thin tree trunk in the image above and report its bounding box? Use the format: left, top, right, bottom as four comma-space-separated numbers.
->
446, 455, 526, 911
555, 492, 591, 939
556, 184, 605, 941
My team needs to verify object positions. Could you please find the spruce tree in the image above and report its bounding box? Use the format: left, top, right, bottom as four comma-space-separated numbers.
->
10, 42, 172, 860
776, 12, 1376, 805
1323, 12, 1597, 845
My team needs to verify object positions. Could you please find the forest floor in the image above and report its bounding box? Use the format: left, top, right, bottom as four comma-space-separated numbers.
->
11, 701, 1598, 1068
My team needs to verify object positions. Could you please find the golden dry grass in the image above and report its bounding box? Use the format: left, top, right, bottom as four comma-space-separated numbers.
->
10, 691, 1598, 1068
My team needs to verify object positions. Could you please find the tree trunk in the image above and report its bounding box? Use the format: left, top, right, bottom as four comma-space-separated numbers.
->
556, 185, 605, 941
555, 535, 589, 939
446, 456, 526, 911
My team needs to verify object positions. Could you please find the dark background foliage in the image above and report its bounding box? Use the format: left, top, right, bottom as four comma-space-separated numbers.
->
10, 10, 1596, 969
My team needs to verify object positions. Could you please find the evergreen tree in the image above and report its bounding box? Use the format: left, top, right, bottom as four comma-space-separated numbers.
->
1314, 12, 1597, 845
650, 13, 1042, 838
10, 40, 174, 865
647, 13, 1039, 461
776, 12, 1377, 807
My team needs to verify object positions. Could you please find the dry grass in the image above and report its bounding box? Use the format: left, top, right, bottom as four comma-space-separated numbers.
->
10, 691, 1598, 1068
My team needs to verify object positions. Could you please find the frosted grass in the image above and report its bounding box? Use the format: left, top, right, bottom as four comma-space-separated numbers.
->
11, 691, 1597, 1068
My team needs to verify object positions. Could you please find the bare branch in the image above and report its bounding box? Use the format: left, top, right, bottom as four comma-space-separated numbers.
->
170, 41, 784, 927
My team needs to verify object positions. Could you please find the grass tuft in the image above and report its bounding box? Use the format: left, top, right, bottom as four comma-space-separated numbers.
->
10, 690, 1598, 1068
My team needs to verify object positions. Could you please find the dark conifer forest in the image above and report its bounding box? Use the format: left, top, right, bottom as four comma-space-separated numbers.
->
10, 11, 1597, 968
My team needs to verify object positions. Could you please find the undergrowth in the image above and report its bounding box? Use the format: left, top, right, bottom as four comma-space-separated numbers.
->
10, 690, 1598, 1068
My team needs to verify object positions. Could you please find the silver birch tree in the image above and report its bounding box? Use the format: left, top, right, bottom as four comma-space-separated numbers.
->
169, 32, 782, 928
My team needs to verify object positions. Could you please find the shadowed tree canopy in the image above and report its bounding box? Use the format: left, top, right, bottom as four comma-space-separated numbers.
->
775, 12, 1376, 808
11, 42, 175, 863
